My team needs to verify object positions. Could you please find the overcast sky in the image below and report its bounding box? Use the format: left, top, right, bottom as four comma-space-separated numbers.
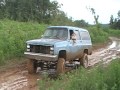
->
50, 0, 120, 24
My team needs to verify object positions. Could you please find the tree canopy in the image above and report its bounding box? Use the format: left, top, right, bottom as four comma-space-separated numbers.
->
0, 0, 62, 24
0, 0, 89, 27
110, 10, 120, 29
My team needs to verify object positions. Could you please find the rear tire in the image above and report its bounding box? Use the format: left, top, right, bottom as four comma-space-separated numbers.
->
80, 53, 88, 68
27, 59, 37, 74
56, 58, 65, 75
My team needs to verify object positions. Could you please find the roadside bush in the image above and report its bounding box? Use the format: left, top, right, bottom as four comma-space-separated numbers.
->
87, 26, 109, 43
0, 20, 47, 65
105, 29, 120, 38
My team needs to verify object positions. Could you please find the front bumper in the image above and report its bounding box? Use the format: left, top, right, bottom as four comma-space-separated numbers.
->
24, 52, 58, 61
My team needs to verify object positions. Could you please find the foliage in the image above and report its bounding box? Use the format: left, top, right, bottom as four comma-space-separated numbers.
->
0, 0, 79, 26
87, 26, 109, 43
105, 29, 120, 38
39, 59, 120, 90
109, 10, 120, 29
50, 11, 74, 26
74, 19, 88, 27
0, 0, 62, 24
0, 20, 47, 65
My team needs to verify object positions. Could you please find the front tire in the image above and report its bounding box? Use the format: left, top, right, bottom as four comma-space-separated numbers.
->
56, 58, 65, 75
80, 53, 88, 68
27, 59, 37, 74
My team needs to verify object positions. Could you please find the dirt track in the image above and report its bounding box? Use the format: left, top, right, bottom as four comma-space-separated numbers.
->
0, 37, 120, 90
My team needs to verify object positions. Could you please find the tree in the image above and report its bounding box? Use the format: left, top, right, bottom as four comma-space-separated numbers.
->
0, 0, 76, 25
74, 20, 88, 27
50, 10, 74, 26
118, 10, 120, 19
0, 0, 6, 19
110, 15, 114, 25
90, 8, 99, 25
0, 0, 62, 23
110, 10, 120, 29
87, 7, 100, 29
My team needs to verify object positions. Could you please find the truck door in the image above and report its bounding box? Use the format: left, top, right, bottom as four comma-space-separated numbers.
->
74, 30, 83, 58
68, 30, 82, 60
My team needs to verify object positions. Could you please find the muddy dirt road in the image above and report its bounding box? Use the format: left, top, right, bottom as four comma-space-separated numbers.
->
0, 37, 120, 90
89, 37, 120, 66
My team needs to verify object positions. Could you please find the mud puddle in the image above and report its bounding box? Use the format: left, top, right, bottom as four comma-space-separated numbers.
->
0, 68, 42, 90
88, 37, 120, 66
0, 37, 120, 90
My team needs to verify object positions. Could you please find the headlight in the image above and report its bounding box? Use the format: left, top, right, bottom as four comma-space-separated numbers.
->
27, 44, 30, 52
50, 46, 54, 50
27, 44, 30, 49
50, 46, 54, 54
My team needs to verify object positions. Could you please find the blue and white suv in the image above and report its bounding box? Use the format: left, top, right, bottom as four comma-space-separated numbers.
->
24, 26, 92, 74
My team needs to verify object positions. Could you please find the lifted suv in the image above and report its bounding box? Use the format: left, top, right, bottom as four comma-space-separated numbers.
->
24, 26, 92, 74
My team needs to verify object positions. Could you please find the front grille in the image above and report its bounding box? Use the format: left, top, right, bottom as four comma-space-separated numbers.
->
30, 45, 50, 54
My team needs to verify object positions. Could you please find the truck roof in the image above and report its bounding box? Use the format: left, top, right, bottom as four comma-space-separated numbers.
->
48, 26, 88, 32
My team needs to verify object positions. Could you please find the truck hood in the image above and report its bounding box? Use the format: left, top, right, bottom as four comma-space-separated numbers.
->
26, 38, 63, 46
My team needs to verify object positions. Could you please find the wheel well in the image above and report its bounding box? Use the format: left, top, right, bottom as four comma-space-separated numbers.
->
58, 50, 66, 59
84, 49, 88, 54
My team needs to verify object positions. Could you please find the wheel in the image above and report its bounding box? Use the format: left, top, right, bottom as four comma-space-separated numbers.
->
80, 53, 88, 68
56, 58, 65, 75
27, 59, 37, 74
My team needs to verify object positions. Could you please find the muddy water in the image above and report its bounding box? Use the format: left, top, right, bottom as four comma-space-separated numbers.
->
88, 37, 120, 66
0, 37, 120, 90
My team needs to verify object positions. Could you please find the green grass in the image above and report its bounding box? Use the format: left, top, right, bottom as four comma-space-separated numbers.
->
87, 26, 109, 44
105, 29, 120, 38
0, 20, 47, 65
39, 59, 120, 90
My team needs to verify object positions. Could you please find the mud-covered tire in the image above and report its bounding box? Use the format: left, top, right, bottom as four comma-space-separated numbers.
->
80, 53, 88, 68
56, 58, 65, 75
27, 59, 37, 74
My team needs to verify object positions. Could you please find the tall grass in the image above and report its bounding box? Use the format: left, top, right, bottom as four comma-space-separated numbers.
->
0, 20, 47, 65
39, 59, 120, 90
104, 29, 120, 38
87, 26, 109, 43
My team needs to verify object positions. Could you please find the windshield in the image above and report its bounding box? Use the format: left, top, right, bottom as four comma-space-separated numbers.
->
42, 28, 68, 40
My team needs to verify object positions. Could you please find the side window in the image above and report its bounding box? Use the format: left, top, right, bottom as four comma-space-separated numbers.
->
80, 31, 90, 40
69, 30, 80, 40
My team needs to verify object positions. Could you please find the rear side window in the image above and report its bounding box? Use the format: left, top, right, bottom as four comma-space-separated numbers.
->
80, 31, 90, 40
